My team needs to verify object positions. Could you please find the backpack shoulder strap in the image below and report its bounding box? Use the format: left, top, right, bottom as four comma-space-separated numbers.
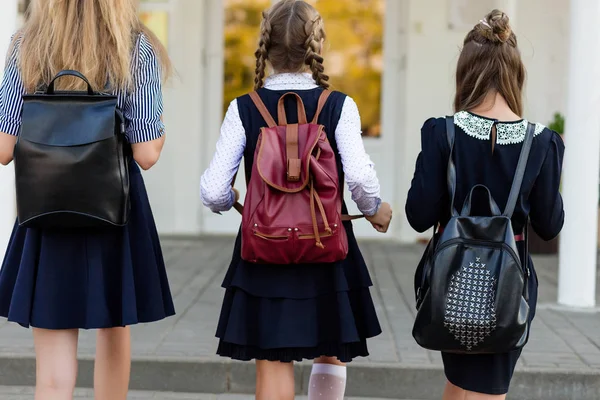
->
249, 91, 277, 128
446, 116, 458, 217
312, 90, 332, 124
503, 122, 535, 217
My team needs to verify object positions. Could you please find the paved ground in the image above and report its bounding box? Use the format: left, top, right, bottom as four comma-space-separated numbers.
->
0, 236, 599, 399
0, 386, 407, 400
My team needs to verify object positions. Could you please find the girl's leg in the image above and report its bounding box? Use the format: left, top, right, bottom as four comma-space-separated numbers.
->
256, 360, 295, 400
443, 381, 506, 400
33, 328, 79, 400
308, 356, 346, 400
94, 326, 131, 400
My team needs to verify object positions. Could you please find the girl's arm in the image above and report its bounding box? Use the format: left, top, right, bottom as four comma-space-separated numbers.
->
125, 35, 166, 170
529, 132, 565, 240
334, 96, 382, 217
405, 118, 449, 232
0, 39, 25, 165
200, 99, 246, 213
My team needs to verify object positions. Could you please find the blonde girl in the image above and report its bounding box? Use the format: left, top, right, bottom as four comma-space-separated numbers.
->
0, 1, 175, 399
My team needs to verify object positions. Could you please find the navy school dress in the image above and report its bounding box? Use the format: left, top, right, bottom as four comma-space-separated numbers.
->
0, 34, 175, 330
406, 111, 565, 394
216, 88, 382, 362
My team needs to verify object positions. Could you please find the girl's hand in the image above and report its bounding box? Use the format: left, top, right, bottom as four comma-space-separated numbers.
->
366, 202, 392, 233
232, 188, 240, 204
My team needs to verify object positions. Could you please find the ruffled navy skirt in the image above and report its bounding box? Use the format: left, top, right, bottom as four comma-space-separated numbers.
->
216, 222, 382, 363
0, 160, 175, 329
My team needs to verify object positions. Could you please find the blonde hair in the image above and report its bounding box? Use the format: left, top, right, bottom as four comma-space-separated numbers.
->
254, 0, 328, 91
11, 0, 172, 93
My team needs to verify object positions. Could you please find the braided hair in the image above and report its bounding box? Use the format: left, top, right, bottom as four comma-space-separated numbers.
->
254, 11, 272, 91
253, 0, 329, 90
303, 16, 329, 89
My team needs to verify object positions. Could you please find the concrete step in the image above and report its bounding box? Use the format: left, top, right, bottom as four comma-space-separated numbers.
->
0, 386, 416, 400
0, 356, 599, 400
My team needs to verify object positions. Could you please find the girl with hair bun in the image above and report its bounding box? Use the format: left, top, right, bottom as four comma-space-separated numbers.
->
406, 9, 564, 399
201, 0, 391, 398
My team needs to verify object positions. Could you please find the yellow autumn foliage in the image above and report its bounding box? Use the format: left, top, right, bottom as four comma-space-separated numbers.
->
224, 0, 384, 137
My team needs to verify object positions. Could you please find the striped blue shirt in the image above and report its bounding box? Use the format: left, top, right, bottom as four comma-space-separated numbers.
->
0, 34, 165, 143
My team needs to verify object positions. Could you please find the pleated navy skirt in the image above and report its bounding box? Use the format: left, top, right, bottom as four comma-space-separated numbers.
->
216, 221, 382, 363
441, 249, 538, 395
0, 160, 175, 330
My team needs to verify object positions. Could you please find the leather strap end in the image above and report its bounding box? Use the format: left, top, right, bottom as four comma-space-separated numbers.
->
287, 158, 301, 181
341, 214, 364, 221
233, 202, 244, 215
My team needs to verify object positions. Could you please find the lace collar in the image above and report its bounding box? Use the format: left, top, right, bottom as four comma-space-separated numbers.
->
263, 73, 319, 91
454, 111, 546, 145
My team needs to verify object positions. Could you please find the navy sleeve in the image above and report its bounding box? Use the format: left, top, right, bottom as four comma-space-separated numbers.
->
528, 132, 565, 240
405, 117, 450, 233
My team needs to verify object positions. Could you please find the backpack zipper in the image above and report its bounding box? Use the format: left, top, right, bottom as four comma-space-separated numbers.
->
253, 231, 288, 241
298, 231, 334, 240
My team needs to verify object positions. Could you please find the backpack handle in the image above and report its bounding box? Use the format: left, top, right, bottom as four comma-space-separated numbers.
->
461, 184, 502, 217
277, 92, 308, 125
47, 70, 95, 95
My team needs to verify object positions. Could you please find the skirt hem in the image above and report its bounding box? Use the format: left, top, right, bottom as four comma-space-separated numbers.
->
2, 310, 176, 330
217, 339, 372, 363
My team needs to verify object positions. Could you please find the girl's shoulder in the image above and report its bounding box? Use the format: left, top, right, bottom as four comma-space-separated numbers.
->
236, 88, 348, 111
6, 32, 23, 60
133, 33, 158, 66
420, 112, 563, 151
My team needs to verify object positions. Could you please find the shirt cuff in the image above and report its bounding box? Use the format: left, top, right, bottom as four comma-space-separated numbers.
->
209, 188, 236, 214
126, 122, 165, 143
361, 198, 382, 217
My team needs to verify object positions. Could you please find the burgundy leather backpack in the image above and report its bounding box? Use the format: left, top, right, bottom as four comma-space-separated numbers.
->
234, 90, 358, 264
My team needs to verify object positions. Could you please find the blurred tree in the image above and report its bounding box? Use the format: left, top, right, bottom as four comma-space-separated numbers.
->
224, 0, 384, 137
224, 0, 270, 115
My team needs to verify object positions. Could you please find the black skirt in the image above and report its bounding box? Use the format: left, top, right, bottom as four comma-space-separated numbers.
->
216, 222, 382, 362
0, 160, 175, 329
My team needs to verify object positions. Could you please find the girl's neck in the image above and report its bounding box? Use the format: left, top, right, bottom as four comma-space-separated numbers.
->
469, 92, 522, 122
273, 68, 310, 75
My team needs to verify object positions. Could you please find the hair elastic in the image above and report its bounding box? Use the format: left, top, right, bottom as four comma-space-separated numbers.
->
479, 19, 492, 29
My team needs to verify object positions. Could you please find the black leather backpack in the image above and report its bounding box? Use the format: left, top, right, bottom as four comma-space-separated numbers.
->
412, 116, 534, 354
14, 70, 130, 229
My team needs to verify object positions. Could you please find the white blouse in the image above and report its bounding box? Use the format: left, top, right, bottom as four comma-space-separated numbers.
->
200, 73, 382, 216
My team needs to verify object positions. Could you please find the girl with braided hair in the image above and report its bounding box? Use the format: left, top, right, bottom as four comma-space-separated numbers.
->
201, 0, 390, 398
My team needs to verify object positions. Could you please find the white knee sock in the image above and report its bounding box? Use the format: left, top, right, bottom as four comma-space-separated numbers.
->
307, 363, 347, 400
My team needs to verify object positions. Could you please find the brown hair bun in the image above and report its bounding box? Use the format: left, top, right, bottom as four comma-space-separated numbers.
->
479, 9, 512, 44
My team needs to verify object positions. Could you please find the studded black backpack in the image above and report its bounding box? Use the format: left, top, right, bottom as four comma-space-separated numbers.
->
412, 116, 533, 354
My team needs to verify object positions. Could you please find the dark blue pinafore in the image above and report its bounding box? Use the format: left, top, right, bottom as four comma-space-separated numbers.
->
215, 88, 382, 362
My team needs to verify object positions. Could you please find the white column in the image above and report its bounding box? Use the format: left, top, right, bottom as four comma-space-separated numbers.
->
0, 1, 18, 258
558, 0, 600, 308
